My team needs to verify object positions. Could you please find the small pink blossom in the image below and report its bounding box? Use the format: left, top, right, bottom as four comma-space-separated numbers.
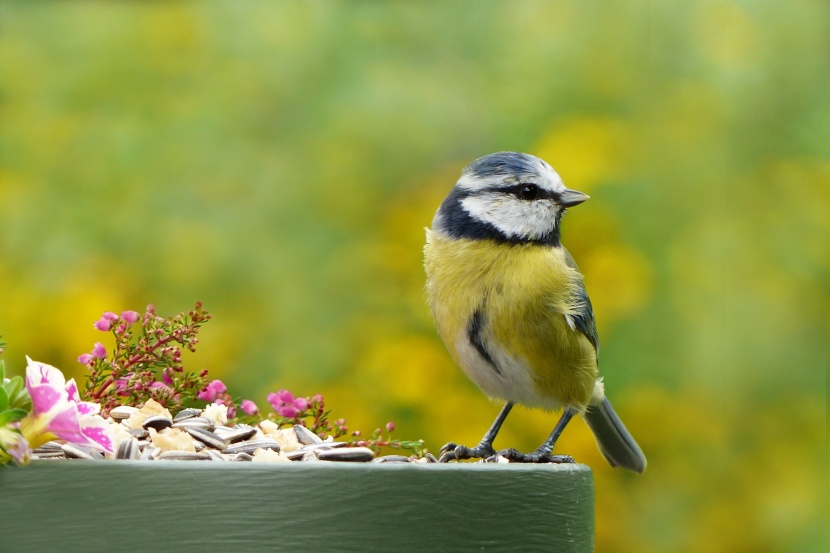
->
102, 311, 119, 322
293, 397, 309, 411
114, 378, 131, 396
277, 404, 298, 418
197, 379, 227, 402
121, 310, 139, 323
77, 353, 92, 365
386, 421, 396, 433
148, 382, 171, 391
225, 402, 237, 419
92, 342, 107, 359
240, 399, 259, 416
267, 389, 309, 418
94, 319, 111, 331
162, 368, 174, 387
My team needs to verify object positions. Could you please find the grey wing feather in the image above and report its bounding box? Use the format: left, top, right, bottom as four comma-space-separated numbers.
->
562, 248, 599, 354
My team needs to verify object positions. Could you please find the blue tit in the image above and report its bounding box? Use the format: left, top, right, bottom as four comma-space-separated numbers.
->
424, 151, 646, 472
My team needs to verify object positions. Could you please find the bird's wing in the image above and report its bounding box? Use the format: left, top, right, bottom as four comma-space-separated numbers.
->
562, 248, 599, 354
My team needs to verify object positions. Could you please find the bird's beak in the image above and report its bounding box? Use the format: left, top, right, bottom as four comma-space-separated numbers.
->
556, 188, 590, 208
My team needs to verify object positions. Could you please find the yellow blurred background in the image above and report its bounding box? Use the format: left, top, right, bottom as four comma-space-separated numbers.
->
1, 2, 826, 551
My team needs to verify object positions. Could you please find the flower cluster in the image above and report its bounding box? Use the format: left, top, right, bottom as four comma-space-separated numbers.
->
80, 303, 211, 415
0, 303, 426, 465
267, 389, 308, 418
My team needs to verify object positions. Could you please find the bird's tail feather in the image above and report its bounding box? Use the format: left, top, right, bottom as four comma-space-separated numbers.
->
583, 397, 647, 473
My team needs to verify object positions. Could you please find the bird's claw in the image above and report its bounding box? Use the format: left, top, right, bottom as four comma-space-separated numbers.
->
486, 448, 575, 464
438, 442, 496, 463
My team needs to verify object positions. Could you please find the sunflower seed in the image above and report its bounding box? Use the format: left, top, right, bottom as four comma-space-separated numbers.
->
128, 427, 149, 439
223, 439, 280, 455
215, 425, 257, 443
315, 447, 375, 462
142, 415, 173, 431
62, 443, 102, 460
372, 455, 411, 463
172, 417, 214, 431
117, 438, 141, 460
173, 408, 202, 422
158, 450, 211, 461
205, 449, 227, 461
140, 446, 160, 461
230, 452, 253, 461
298, 441, 348, 452
33, 441, 64, 454
284, 449, 307, 461
293, 425, 323, 445
185, 427, 227, 450
32, 451, 66, 459
110, 406, 138, 420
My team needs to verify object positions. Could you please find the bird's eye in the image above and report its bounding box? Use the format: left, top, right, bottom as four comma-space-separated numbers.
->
519, 184, 539, 200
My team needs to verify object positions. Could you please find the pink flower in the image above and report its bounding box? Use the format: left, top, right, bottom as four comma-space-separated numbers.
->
102, 311, 119, 322
240, 399, 259, 416
197, 379, 227, 402
267, 389, 309, 418
121, 310, 140, 323
113, 378, 131, 396
23, 357, 114, 453
386, 421, 396, 433
92, 342, 107, 359
94, 319, 111, 331
293, 397, 309, 411
77, 353, 92, 365
162, 368, 174, 387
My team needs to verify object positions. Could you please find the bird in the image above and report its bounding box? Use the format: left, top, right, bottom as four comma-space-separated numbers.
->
423, 151, 646, 472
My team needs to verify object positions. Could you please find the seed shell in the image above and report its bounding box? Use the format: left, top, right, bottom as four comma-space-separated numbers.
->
315, 446, 375, 462
158, 450, 211, 461
172, 417, 215, 431
293, 425, 323, 445
185, 427, 228, 450
223, 439, 280, 455
109, 406, 138, 420
173, 408, 202, 422
116, 438, 141, 460
142, 415, 173, 431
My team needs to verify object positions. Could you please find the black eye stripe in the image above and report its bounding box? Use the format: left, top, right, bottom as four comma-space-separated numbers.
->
499, 184, 556, 201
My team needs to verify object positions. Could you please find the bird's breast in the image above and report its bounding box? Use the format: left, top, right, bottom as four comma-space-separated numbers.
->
424, 230, 598, 409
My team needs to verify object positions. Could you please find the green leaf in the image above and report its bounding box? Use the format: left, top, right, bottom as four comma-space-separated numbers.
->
0, 409, 27, 427
2, 376, 31, 412
0, 359, 5, 381
0, 408, 27, 426
0, 387, 7, 411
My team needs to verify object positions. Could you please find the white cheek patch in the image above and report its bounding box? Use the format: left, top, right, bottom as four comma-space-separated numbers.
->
461, 193, 558, 240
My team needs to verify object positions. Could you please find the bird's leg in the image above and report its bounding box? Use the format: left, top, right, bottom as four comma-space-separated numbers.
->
491, 407, 577, 464
439, 402, 514, 462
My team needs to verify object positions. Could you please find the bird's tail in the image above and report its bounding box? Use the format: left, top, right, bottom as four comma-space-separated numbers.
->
583, 397, 647, 473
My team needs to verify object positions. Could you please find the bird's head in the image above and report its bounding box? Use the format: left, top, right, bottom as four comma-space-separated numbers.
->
432, 152, 589, 246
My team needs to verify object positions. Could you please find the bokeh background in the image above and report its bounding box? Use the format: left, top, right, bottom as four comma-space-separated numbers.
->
1, 1, 826, 551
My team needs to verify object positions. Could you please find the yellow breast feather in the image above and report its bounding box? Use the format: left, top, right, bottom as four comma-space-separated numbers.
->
425, 230, 597, 410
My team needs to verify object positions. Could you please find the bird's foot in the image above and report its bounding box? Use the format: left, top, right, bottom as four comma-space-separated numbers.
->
487, 448, 575, 464
438, 442, 496, 463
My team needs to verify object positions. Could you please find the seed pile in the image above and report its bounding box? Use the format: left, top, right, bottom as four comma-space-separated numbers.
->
31, 400, 436, 464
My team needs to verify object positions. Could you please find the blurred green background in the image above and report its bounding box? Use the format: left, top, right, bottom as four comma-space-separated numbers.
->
1, 1, 826, 551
